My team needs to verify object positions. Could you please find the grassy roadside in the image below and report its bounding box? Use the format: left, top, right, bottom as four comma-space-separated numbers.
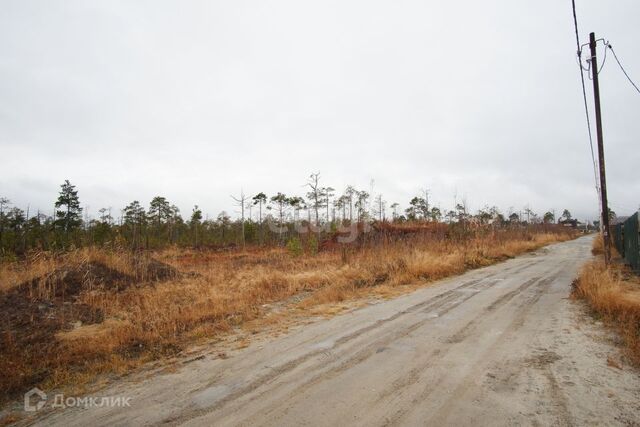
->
0, 226, 577, 410
572, 236, 640, 366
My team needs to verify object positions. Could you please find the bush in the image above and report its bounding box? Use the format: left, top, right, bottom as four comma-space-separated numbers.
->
286, 237, 303, 257
307, 235, 318, 255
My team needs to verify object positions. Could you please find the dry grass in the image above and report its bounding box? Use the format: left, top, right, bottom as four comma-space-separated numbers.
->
573, 249, 640, 366
591, 233, 605, 256
0, 227, 576, 407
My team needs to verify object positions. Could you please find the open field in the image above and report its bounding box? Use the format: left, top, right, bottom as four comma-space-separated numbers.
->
0, 225, 577, 412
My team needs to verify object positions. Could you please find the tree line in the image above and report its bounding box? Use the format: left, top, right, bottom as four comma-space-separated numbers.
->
0, 175, 581, 258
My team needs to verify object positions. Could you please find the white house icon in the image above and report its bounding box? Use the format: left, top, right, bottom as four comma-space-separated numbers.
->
24, 388, 47, 412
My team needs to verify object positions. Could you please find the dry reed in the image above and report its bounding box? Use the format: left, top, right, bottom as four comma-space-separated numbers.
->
0, 227, 576, 406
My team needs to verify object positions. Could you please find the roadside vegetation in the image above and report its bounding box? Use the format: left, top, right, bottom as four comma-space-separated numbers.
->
0, 224, 577, 406
0, 177, 581, 408
573, 236, 640, 366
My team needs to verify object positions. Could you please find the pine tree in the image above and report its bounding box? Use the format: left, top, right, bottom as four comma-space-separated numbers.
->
148, 196, 172, 227
253, 192, 267, 244
543, 211, 555, 224
55, 180, 82, 232
123, 201, 146, 225
123, 200, 147, 248
190, 205, 203, 246
270, 193, 289, 241
252, 193, 267, 224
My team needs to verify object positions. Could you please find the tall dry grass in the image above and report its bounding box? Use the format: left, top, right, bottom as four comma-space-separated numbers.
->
573, 257, 640, 366
0, 227, 576, 405
591, 233, 605, 256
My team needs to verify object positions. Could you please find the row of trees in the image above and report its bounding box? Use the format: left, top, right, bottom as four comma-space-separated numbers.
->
0, 176, 580, 257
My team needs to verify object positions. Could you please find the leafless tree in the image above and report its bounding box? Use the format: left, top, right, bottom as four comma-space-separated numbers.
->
231, 190, 248, 249
323, 186, 335, 223
306, 172, 323, 226
374, 194, 386, 221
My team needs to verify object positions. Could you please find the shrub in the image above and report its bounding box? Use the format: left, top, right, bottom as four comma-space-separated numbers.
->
286, 237, 303, 257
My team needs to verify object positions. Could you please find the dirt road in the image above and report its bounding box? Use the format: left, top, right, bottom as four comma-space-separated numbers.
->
35, 236, 640, 426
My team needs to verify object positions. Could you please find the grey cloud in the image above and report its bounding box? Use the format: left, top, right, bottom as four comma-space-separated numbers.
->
1, 0, 638, 221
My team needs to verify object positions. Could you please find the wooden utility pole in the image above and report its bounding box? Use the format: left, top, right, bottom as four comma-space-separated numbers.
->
589, 32, 611, 264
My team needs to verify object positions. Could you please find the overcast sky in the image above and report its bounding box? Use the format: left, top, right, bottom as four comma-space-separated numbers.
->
1, 0, 639, 221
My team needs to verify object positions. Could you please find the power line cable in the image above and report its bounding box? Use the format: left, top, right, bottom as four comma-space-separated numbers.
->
570, 0, 600, 198
606, 43, 640, 95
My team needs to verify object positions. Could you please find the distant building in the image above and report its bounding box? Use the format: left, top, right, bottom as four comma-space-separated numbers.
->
558, 218, 582, 228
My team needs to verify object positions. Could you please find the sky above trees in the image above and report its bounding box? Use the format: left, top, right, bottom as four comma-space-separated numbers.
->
1, 0, 639, 221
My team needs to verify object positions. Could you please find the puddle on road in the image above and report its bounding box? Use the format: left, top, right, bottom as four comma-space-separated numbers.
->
193, 384, 233, 408
311, 340, 335, 350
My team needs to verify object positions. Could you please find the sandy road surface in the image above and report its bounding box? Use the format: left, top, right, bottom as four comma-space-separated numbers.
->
33, 236, 640, 426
